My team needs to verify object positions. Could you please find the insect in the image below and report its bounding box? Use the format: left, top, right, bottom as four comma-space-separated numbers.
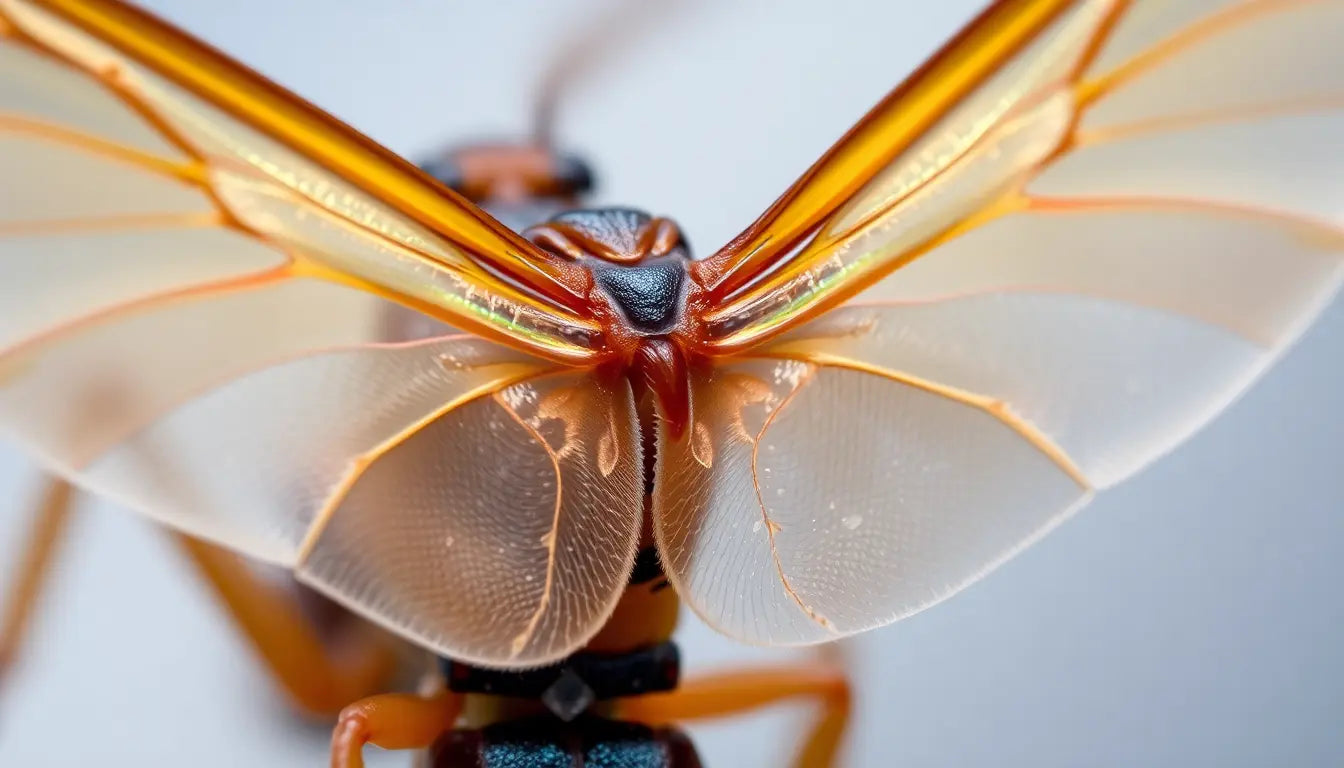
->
1, 0, 1341, 765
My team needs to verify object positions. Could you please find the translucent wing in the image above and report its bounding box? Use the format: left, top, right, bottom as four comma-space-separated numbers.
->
0, 0, 599, 361
656, 357, 1084, 643
662, 0, 1344, 644
296, 372, 642, 667
0, 0, 642, 666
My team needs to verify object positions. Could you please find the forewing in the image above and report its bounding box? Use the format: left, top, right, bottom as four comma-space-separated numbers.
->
700, 0, 1343, 349
664, 0, 1344, 645
0, 0, 598, 361
0, 1, 641, 664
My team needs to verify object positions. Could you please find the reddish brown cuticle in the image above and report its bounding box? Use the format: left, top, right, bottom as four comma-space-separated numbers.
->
441, 150, 706, 439
449, 144, 579, 204
523, 215, 706, 438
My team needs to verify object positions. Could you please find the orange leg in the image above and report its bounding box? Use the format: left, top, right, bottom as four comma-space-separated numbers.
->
0, 475, 76, 687
171, 533, 406, 719
331, 690, 463, 768
2, 474, 403, 721
619, 663, 852, 768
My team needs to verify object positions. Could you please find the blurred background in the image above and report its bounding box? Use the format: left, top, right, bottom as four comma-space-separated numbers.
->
1, 0, 1342, 765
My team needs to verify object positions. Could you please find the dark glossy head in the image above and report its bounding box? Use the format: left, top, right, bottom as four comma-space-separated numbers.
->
525, 208, 697, 435
524, 208, 693, 336
420, 144, 699, 433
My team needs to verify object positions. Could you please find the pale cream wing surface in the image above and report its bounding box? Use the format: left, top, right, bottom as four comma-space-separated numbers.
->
666, 0, 1344, 644
655, 358, 1084, 644
298, 373, 643, 668
0, 1, 646, 664
0, 0, 597, 359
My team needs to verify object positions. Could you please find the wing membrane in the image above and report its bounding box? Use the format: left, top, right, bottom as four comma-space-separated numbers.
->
76, 335, 544, 564
0, 0, 599, 360
0, 225, 272, 350
9, 0, 594, 308
701, 0, 1343, 350
299, 373, 643, 668
1081, 0, 1343, 128
774, 292, 1275, 489
665, 0, 1343, 644
0, 0, 644, 664
690, 0, 1081, 295
654, 359, 1085, 644
0, 27, 179, 154
854, 199, 1343, 347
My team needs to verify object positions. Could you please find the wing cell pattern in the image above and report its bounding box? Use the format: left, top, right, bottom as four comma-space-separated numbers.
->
0, 0, 598, 361
299, 373, 643, 668
0, 0, 645, 665
666, 0, 1344, 645
655, 359, 1084, 643
708, 0, 1344, 349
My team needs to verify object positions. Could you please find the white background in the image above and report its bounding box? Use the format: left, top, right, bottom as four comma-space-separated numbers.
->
1, 1, 1342, 766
